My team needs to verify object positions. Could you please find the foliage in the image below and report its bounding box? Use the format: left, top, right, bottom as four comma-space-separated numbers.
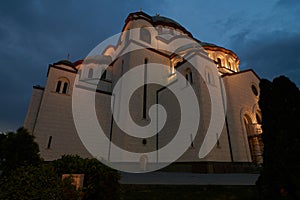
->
0, 133, 6, 161
0, 127, 41, 175
0, 164, 81, 200
51, 155, 121, 200
0, 155, 121, 200
0, 155, 121, 199
0, 127, 120, 199
257, 76, 300, 199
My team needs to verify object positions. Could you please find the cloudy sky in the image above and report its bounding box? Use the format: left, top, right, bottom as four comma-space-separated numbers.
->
0, 0, 299, 132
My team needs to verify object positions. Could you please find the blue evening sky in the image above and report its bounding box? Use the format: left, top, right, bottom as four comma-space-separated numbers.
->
0, 0, 299, 131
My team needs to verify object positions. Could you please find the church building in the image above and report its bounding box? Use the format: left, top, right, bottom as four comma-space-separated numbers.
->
24, 11, 263, 173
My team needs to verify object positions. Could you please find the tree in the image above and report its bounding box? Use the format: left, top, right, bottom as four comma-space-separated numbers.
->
0, 127, 41, 175
0, 133, 6, 160
257, 76, 300, 199
0, 164, 81, 200
52, 155, 121, 200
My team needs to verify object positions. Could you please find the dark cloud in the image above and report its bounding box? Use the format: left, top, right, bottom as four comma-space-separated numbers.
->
0, 0, 299, 131
225, 0, 300, 87
276, 0, 300, 7
0, 0, 166, 131
229, 30, 300, 86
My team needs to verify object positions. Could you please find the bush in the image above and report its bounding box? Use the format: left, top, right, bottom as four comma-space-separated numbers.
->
0, 164, 81, 200
52, 155, 121, 200
0, 127, 41, 175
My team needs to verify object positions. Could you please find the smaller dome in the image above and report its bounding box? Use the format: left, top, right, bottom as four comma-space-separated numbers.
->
54, 60, 74, 67
151, 15, 191, 36
151, 15, 182, 28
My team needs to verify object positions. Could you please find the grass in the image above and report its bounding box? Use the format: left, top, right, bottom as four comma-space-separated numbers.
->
121, 185, 259, 200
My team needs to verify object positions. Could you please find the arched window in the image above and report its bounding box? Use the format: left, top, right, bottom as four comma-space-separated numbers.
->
101, 70, 107, 80
62, 82, 68, 94
228, 61, 231, 70
157, 26, 163, 34
168, 28, 174, 35
169, 61, 173, 74
244, 115, 263, 163
88, 68, 93, 79
251, 84, 259, 96
217, 58, 222, 67
185, 68, 193, 84
256, 112, 262, 124
78, 69, 82, 79
55, 81, 62, 93
55, 77, 70, 94
140, 28, 151, 44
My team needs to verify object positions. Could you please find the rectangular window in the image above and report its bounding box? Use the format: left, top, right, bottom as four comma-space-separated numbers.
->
47, 136, 52, 149
101, 70, 107, 80
88, 68, 93, 79
190, 134, 194, 148
143, 59, 148, 119
189, 72, 193, 84
62, 82, 68, 94
56, 81, 62, 93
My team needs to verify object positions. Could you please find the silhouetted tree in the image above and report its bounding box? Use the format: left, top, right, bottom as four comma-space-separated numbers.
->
0, 133, 6, 170
257, 76, 300, 199
0, 127, 41, 175
0, 131, 120, 199
0, 164, 81, 200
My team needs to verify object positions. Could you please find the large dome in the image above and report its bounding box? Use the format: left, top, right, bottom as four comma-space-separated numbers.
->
124, 11, 192, 37
123, 11, 240, 74
151, 15, 183, 29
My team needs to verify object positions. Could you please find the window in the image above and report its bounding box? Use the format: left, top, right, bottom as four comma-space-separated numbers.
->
157, 26, 163, 34
169, 29, 174, 35
185, 69, 193, 84
88, 68, 93, 79
55, 77, 70, 94
143, 58, 148, 119
244, 115, 263, 163
62, 82, 68, 94
256, 112, 262, 124
140, 28, 151, 44
216, 133, 220, 148
217, 58, 222, 67
142, 139, 147, 145
251, 84, 259, 96
207, 72, 211, 84
205, 67, 214, 85
47, 136, 52, 149
101, 70, 107, 80
190, 134, 194, 148
228, 61, 231, 70
56, 81, 62, 93
169, 61, 173, 74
